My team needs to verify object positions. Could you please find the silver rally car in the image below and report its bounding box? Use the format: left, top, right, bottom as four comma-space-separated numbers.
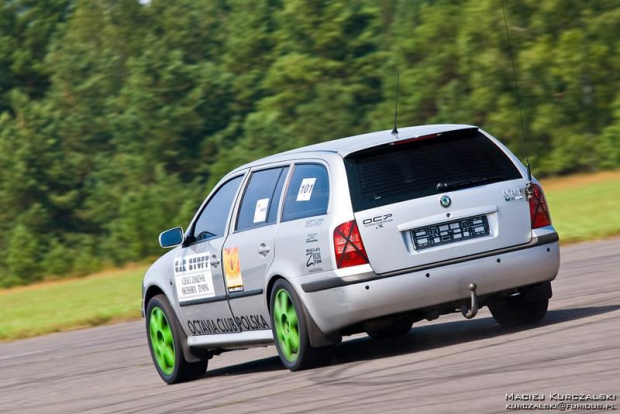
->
143, 124, 560, 383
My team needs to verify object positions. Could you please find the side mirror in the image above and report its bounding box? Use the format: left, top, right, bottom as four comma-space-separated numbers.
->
159, 227, 184, 248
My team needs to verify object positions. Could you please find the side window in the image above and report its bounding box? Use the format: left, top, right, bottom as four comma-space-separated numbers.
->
193, 176, 243, 242
236, 167, 288, 231
282, 164, 329, 222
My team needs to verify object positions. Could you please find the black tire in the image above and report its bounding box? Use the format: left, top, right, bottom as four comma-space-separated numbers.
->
269, 279, 333, 371
365, 318, 412, 340
489, 294, 549, 329
146, 294, 207, 384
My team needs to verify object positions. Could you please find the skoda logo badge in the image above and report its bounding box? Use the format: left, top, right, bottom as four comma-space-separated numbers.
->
440, 195, 451, 208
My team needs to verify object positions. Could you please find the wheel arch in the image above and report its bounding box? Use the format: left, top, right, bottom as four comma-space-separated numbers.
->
265, 274, 341, 348
265, 274, 285, 314
144, 284, 165, 316
144, 284, 207, 363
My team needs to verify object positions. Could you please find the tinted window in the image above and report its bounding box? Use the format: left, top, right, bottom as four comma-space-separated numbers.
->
345, 129, 522, 212
193, 176, 243, 241
236, 167, 288, 231
282, 164, 329, 222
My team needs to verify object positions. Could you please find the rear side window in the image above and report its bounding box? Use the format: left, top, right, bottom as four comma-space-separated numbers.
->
345, 129, 522, 212
236, 167, 288, 231
282, 164, 329, 222
193, 176, 243, 241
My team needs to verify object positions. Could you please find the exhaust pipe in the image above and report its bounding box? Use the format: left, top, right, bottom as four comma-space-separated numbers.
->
461, 283, 479, 319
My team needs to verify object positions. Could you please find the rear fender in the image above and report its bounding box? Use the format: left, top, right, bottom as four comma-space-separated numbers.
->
265, 272, 341, 348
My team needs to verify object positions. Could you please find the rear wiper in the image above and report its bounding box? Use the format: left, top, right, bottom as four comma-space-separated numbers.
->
437, 175, 503, 192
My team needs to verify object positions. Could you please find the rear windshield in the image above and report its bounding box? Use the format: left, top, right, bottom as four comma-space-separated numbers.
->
344, 129, 522, 212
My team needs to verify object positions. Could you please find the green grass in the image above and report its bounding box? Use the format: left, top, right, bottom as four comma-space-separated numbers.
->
0, 266, 147, 341
0, 172, 618, 342
544, 176, 620, 243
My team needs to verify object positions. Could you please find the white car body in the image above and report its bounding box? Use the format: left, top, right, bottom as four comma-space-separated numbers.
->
143, 124, 560, 375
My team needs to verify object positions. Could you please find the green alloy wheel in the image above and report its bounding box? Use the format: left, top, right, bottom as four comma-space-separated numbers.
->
273, 288, 301, 362
149, 306, 175, 375
269, 279, 333, 371
146, 294, 207, 384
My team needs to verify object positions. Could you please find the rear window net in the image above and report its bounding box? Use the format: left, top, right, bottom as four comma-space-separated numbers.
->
344, 129, 522, 212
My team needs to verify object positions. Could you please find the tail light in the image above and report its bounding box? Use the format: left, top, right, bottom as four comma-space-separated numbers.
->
333, 220, 369, 268
529, 183, 551, 229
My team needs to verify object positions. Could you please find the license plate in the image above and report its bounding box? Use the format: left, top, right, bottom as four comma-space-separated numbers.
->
412, 215, 489, 250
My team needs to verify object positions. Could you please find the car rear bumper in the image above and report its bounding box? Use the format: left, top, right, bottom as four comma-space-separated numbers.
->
296, 231, 560, 334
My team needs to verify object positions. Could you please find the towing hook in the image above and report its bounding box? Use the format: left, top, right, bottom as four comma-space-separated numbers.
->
461, 283, 479, 319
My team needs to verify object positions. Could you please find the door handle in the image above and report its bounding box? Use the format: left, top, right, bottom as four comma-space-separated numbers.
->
210, 255, 220, 268
258, 243, 271, 256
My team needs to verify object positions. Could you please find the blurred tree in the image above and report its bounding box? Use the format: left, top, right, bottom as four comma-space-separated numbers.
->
0, 0, 72, 112
0, 0, 619, 285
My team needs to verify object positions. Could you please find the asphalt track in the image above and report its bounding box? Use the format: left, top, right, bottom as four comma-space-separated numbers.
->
1, 239, 619, 414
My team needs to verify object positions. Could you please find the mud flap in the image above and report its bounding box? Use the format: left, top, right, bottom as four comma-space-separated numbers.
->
171, 311, 210, 363
301, 303, 342, 347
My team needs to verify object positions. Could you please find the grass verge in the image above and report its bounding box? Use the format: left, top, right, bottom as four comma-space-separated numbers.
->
542, 170, 620, 243
0, 170, 618, 342
0, 265, 147, 341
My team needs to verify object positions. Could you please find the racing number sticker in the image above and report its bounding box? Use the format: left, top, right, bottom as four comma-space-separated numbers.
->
174, 253, 216, 302
297, 177, 316, 201
253, 198, 269, 223
223, 247, 244, 293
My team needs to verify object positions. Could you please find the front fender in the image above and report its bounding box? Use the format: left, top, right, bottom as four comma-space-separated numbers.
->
143, 248, 179, 318
142, 248, 204, 362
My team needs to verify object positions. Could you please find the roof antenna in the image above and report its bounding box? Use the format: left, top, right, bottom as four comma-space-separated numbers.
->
500, 0, 533, 193
391, 73, 400, 135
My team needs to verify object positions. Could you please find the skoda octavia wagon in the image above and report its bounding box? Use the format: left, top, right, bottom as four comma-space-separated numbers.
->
142, 124, 560, 383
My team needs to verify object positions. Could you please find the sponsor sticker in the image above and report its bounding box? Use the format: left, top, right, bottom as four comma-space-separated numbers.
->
503, 187, 525, 202
362, 213, 393, 229
174, 253, 215, 302
305, 218, 324, 228
297, 177, 316, 201
253, 198, 269, 223
187, 314, 270, 336
306, 233, 318, 243
305, 247, 322, 267
223, 247, 244, 293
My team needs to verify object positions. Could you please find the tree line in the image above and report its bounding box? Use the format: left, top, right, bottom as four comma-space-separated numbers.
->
0, 0, 618, 286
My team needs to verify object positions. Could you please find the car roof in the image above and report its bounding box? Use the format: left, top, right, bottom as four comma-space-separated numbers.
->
231, 124, 477, 173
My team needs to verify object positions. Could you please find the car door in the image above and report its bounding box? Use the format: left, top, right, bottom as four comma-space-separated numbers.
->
176, 174, 245, 337
223, 166, 289, 332
271, 163, 332, 277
